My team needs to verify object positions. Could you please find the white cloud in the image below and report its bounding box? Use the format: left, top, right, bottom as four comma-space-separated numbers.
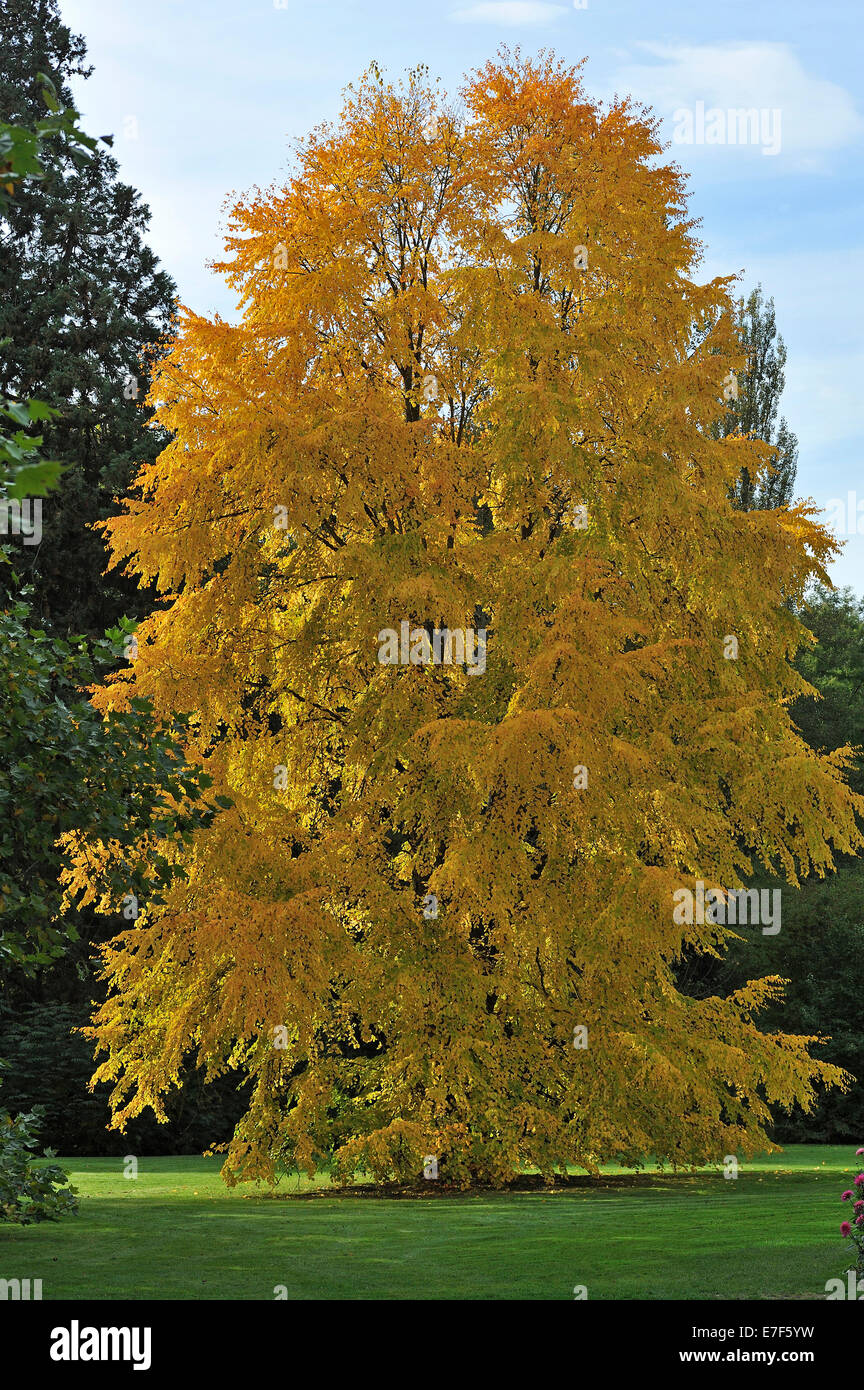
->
612, 42, 862, 160
450, 2, 567, 25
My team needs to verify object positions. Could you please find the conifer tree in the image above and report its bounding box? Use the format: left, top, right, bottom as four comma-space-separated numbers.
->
0, 0, 176, 635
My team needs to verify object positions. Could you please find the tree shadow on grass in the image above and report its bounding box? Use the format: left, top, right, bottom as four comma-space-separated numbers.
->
257, 1171, 726, 1201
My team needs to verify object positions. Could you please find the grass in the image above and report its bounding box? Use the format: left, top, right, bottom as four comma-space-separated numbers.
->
0, 1146, 856, 1300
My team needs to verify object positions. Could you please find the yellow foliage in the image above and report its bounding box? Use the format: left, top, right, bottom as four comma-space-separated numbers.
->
75, 52, 860, 1186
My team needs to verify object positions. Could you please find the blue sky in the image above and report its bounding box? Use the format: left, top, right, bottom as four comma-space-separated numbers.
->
62, 0, 864, 588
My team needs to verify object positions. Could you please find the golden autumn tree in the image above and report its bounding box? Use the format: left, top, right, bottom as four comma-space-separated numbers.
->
68, 50, 864, 1186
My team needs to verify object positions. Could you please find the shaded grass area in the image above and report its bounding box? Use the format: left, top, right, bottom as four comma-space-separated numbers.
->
0, 1147, 854, 1300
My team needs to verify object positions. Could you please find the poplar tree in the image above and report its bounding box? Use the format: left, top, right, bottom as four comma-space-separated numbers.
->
721, 286, 799, 512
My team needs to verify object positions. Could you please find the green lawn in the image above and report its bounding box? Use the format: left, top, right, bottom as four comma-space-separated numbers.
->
1, 1147, 856, 1300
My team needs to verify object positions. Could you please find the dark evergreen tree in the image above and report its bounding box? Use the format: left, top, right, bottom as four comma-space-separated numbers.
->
791, 586, 864, 795
720, 285, 799, 511
0, 0, 176, 635
678, 585, 864, 1141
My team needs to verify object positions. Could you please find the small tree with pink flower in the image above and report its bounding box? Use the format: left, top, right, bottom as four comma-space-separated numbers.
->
839, 1147, 864, 1276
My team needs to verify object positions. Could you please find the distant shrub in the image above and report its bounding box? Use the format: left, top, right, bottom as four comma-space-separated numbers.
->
0, 1090, 77, 1224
